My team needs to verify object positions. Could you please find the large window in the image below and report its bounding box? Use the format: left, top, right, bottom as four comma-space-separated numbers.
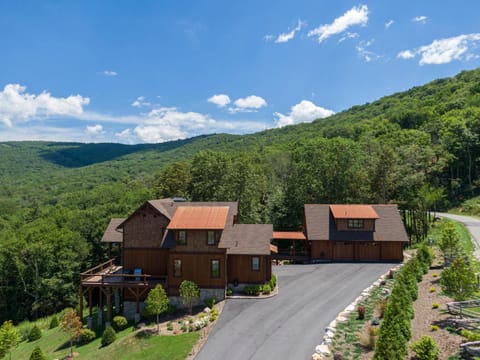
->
178, 231, 187, 245
347, 219, 364, 229
211, 260, 220, 278
173, 259, 182, 277
207, 231, 216, 245
252, 256, 260, 271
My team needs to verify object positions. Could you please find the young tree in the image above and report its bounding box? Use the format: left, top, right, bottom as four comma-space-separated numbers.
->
0, 320, 21, 360
441, 257, 477, 300
179, 280, 200, 314
145, 285, 169, 334
29, 345, 48, 360
439, 221, 463, 260
60, 308, 82, 357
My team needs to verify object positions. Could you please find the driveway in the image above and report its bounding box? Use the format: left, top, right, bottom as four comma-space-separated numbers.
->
437, 213, 480, 259
196, 263, 393, 360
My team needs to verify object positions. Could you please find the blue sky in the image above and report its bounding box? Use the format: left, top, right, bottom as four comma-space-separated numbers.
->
1, 1, 480, 143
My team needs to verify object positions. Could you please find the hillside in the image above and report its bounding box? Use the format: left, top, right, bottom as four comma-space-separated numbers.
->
1, 67, 480, 323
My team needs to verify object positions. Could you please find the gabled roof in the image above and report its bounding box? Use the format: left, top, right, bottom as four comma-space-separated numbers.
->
272, 231, 306, 240
329, 205, 379, 219
101, 218, 125, 243
304, 204, 408, 242
220, 224, 273, 255
167, 206, 229, 230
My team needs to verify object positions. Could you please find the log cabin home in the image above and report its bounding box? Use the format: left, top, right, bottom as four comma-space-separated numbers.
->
80, 198, 274, 322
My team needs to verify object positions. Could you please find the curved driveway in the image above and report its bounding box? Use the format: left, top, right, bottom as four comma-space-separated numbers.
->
437, 213, 480, 258
196, 263, 393, 360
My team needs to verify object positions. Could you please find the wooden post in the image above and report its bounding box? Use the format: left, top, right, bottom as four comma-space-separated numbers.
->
107, 287, 112, 323
88, 288, 93, 317
79, 286, 84, 322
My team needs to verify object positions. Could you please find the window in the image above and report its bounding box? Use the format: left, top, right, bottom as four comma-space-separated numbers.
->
173, 259, 182, 277
252, 256, 260, 271
207, 231, 216, 245
347, 219, 364, 229
178, 231, 187, 245
211, 260, 220, 278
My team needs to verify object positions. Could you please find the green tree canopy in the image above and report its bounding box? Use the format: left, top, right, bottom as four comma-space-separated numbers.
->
145, 285, 169, 334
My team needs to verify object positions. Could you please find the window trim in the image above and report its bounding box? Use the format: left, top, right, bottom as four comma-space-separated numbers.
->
211, 259, 220, 278
177, 230, 187, 245
347, 219, 364, 229
207, 230, 216, 246
173, 259, 182, 278
251, 256, 260, 272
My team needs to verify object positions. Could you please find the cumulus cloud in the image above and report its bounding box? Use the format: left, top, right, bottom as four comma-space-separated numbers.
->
131, 96, 151, 108
103, 70, 118, 77
308, 4, 368, 43
412, 16, 427, 24
274, 100, 334, 128
274, 20, 305, 43
208, 94, 231, 107
0, 84, 90, 127
86, 124, 103, 135
398, 33, 480, 65
228, 95, 267, 114
385, 20, 394, 29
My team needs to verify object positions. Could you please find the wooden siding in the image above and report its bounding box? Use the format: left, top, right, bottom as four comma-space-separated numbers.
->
227, 255, 271, 284
333, 242, 354, 260
311, 240, 403, 262
355, 242, 381, 260
123, 204, 169, 248
123, 248, 168, 276
335, 219, 375, 231
379, 242, 404, 261
173, 230, 223, 253
311, 241, 333, 260
167, 253, 226, 295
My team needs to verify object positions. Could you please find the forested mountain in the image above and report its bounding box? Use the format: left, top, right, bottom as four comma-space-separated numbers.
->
2, 68, 480, 323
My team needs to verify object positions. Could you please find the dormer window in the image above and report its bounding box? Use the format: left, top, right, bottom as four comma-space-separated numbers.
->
347, 219, 364, 229
207, 231, 216, 245
178, 231, 187, 245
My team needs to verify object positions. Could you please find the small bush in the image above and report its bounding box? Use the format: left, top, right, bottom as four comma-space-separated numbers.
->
49, 316, 59, 329
430, 325, 439, 332
199, 313, 206, 319
226, 287, 233, 296
28, 325, 42, 342
167, 322, 173, 331
244, 285, 262, 296
411, 335, 439, 360
429, 287, 436, 293
101, 326, 117, 347
432, 302, 439, 309
432, 273, 438, 278
357, 306, 366, 320
269, 274, 277, 289
262, 284, 271, 294
181, 324, 187, 332
80, 328, 96, 344
359, 326, 378, 350
188, 325, 194, 332
167, 304, 177, 315
112, 316, 128, 332
29, 345, 47, 360
333, 353, 343, 360
204, 298, 215, 309
377, 298, 388, 318
461, 329, 480, 341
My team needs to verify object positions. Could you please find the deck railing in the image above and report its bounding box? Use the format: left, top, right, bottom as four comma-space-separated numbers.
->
81, 258, 115, 277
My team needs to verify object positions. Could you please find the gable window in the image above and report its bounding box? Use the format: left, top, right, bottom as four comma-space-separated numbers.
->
252, 256, 260, 271
178, 231, 187, 245
347, 219, 364, 229
173, 259, 182, 277
207, 231, 216, 245
211, 260, 220, 278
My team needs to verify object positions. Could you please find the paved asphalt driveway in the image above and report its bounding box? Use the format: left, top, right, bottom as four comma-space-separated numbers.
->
196, 263, 393, 360
437, 213, 480, 258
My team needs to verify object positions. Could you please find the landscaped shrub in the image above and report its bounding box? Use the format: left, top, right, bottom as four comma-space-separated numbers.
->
432, 302, 439, 309
210, 307, 219, 322
441, 257, 477, 300
28, 325, 42, 342
357, 306, 366, 320
460, 329, 480, 341
269, 274, 277, 289
112, 316, 128, 332
80, 328, 96, 344
262, 284, 271, 294
29, 345, 47, 360
204, 298, 215, 309
167, 304, 177, 315
430, 287, 436, 293
243, 285, 262, 296
167, 322, 173, 331
430, 325, 439, 331
410, 335, 439, 360
181, 324, 187, 332
226, 287, 233, 296
49, 315, 59, 329
101, 326, 116, 347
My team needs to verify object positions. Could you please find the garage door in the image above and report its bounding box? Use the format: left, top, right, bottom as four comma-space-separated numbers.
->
355, 242, 381, 261
333, 242, 354, 260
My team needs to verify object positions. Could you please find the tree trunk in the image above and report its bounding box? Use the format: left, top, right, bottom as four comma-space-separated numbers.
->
157, 314, 160, 334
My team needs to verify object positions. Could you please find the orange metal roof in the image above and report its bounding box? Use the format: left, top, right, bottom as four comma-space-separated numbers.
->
329, 205, 379, 219
272, 231, 306, 240
270, 244, 278, 253
167, 206, 229, 230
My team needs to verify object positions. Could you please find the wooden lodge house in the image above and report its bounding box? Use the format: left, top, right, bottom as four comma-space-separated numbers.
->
79, 198, 274, 321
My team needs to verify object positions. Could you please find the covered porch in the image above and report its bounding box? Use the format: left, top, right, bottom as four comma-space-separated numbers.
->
272, 232, 310, 263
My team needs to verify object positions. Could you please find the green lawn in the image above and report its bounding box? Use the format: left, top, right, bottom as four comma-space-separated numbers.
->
11, 322, 200, 360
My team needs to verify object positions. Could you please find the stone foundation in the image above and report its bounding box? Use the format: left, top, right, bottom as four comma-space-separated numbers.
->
169, 288, 225, 308
123, 301, 146, 321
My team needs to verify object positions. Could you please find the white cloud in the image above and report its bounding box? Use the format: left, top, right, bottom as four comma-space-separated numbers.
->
397, 50, 415, 59
356, 39, 381, 62
385, 20, 394, 29
398, 33, 480, 65
339, 32, 359, 42
233, 95, 267, 109
274, 100, 334, 128
274, 20, 305, 43
103, 70, 118, 77
412, 16, 427, 24
308, 5, 368, 43
86, 124, 103, 135
263, 34, 274, 42
0, 84, 90, 127
208, 94, 231, 107
131, 96, 151, 108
